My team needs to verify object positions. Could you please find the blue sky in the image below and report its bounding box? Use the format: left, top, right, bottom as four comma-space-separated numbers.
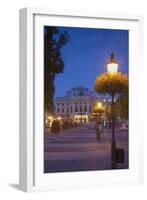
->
53, 27, 128, 97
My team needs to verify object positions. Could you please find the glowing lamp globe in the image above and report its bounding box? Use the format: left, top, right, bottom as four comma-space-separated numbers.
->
97, 102, 102, 108
106, 53, 119, 73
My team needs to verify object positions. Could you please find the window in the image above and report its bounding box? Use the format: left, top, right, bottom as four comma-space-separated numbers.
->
84, 106, 87, 112
75, 105, 78, 112
89, 105, 91, 112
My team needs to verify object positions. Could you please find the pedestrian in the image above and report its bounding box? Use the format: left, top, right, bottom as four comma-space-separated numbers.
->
95, 122, 101, 140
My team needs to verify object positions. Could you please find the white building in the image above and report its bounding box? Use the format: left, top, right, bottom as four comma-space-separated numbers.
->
54, 86, 103, 123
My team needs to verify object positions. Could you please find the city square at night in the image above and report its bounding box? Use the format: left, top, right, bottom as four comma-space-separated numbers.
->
44, 26, 129, 173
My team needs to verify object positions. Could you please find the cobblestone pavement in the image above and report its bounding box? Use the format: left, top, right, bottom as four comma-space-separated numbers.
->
44, 125, 128, 173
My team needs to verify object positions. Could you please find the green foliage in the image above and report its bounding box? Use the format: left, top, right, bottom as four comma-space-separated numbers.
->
115, 94, 128, 119
105, 105, 112, 121
51, 120, 61, 133
94, 72, 128, 96
44, 26, 70, 114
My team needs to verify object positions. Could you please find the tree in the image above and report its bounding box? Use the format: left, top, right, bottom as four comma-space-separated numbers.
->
44, 26, 70, 115
94, 72, 128, 119
51, 120, 61, 133
94, 72, 128, 166
94, 72, 128, 97
115, 94, 128, 120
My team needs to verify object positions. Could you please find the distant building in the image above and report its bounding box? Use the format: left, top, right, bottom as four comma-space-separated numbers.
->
54, 86, 104, 123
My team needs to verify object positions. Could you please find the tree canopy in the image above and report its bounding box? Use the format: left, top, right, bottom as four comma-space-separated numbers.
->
94, 72, 128, 97
44, 26, 70, 114
115, 94, 128, 119
94, 72, 129, 119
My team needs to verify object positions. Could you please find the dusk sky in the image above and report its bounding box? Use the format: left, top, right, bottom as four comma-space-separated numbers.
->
52, 27, 129, 97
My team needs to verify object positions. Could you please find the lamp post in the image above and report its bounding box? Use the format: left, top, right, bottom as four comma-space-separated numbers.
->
106, 53, 119, 169
97, 102, 103, 122
93, 102, 104, 140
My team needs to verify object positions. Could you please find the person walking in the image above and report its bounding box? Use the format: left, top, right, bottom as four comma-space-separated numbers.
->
95, 121, 101, 140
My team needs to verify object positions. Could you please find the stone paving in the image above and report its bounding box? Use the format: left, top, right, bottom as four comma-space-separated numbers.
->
44, 125, 128, 173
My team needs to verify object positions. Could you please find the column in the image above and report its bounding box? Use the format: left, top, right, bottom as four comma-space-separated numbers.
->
87, 103, 90, 114
86, 102, 88, 113
78, 102, 80, 113
55, 103, 57, 113
59, 103, 61, 114
82, 103, 84, 113
72, 102, 74, 114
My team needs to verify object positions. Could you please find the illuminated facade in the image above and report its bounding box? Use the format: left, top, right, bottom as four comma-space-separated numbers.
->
55, 86, 103, 123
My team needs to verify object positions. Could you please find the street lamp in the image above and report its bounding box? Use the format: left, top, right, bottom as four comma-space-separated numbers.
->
106, 53, 119, 74
106, 53, 119, 169
96, 102, 103, 122
93, 102, 104, 140
57, 116, 62, 120
47, 115, 53, 128
97, 102, 102, 108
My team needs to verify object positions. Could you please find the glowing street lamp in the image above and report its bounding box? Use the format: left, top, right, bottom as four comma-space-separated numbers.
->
47, 115, 53, 128
57, 116, 62, 120
94, 102, 104, 140
47, 115, 53, 121
106, 53, 119, 74
97, 102, 104, 121
97, 102, 102, 108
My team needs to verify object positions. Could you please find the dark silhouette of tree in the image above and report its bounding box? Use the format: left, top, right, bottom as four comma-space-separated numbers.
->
44, 26, 69, 115
51, 120, 61, 133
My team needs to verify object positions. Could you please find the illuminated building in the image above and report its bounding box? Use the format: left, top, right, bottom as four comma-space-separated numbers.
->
55, 86, 104, 123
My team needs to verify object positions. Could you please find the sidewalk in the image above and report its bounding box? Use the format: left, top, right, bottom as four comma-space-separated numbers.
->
44, 126, 128, 173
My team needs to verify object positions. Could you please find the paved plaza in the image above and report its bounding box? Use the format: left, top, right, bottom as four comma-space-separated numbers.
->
44, 125, 128, 173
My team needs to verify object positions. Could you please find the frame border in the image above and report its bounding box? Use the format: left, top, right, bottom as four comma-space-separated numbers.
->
19, 7, 144, 192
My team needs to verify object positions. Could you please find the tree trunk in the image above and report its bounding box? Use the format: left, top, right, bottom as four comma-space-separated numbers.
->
111, 94, 116, 168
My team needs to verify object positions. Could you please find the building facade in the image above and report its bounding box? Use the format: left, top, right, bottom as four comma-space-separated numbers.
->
54, 86, 103, 123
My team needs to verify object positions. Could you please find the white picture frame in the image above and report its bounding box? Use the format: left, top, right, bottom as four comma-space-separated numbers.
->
19, 7, 144, 192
